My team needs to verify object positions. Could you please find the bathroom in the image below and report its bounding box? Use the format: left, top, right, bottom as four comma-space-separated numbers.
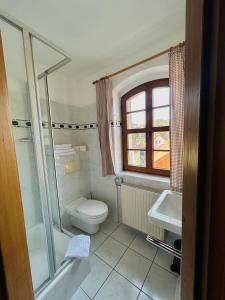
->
0, 1, 224, 300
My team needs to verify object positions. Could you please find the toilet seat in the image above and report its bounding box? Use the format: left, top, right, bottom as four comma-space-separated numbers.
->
77, 200, 108, 219
66, 197, 108, 219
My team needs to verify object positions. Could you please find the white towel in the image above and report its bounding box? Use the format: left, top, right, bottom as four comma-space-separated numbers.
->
55, 150, 75, 156
55, 151, 76, 159
55, 144, 72, 149
65, 235, 90, 260
55, 149, 75, 154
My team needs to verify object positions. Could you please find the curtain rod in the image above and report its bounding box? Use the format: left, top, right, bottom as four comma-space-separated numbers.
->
92, 41, 185, 85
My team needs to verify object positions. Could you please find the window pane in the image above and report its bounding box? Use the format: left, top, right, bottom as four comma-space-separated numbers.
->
153, 131, 170, 150
153, 151, 170, 170
127, 111, 146, 129
152, 87, 169, 107
153, 107, 169, 127
126, 91, 145, 112
128, 133, 146, 149
128, 150, 146, 167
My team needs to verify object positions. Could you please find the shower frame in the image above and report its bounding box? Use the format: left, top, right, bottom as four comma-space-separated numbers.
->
0, 8, 72, 295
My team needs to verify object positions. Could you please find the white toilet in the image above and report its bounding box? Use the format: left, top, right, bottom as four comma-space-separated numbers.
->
66, 197, 108, 234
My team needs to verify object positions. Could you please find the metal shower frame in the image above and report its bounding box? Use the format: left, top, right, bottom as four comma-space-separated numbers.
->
0, 8, 72, 296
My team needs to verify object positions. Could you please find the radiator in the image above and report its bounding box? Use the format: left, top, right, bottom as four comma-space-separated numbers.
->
121, 183, 165, 241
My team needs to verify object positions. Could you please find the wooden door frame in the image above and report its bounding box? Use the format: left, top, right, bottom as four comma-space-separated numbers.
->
0, 0, 224, 299
0, 34, 34, 299
182, 0, 225, 299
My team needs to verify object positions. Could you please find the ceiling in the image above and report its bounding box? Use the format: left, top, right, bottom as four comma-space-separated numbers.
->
0, 0, 185, 78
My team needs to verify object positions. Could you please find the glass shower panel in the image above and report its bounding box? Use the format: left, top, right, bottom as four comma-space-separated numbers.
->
0, 19, 50, 291
31, 36, 70, 270
38, 77, 61, 229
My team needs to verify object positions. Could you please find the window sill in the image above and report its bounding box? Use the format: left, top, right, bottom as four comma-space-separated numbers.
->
117, 171, 170, 190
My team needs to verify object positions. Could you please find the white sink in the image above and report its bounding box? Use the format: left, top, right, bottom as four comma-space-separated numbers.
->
148, 190, 182, 235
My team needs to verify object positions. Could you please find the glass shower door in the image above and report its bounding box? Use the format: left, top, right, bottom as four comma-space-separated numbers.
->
31, 36, 71, 270
0, 19, 51, 291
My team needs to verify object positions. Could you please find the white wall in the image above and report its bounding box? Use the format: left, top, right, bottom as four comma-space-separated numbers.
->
70, 30, 183, 107
45, 31, 184, 224
61, 36, 183, 222
47, 73, 91, 228
48, 71, 74, 106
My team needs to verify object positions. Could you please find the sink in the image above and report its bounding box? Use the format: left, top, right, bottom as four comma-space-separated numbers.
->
148, 190, 182, 235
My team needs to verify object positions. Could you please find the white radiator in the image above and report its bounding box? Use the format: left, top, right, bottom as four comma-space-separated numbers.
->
121, 183, 165, 241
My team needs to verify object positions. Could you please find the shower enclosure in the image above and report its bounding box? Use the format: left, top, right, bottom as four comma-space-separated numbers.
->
0, 10, 74, 295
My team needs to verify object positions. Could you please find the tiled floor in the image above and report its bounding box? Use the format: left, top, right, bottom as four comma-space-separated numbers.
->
70, 220, 179, 300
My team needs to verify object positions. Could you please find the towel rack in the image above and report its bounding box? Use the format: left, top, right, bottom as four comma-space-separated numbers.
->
146, 234, 182, 259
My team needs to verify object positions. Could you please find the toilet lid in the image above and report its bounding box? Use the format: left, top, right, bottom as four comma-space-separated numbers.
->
77, 200, 108, 218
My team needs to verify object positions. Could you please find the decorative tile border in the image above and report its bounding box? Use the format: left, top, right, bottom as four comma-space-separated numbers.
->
12, 119, 32, 128
12, 119, 121, 130
111, 121, 122, 127
49, 122, 99, 130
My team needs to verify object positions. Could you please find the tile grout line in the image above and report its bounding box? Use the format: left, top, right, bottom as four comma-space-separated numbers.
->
138, 260, 154, 299
91, 221, 120, 253
89, 223, 126, 299
141, 290, 154, 300
90, 260, 115, 299
75, 224, 178, 299
128, 246, 156, 262
100, 221, 120, 236
138, 245, 179, 299
80, 287, 92, 299
71, 222, 120, 254
108, 233, 136, 248
93, 252, 142, 299
71, 224, 177, 275
135, 245, 159, 299
152, 246, 179, 277
91, 232, 110, 253
94, 222, 132, 253
92, 231, 139, 299
92, 225, 161, 298
69, 223, 118, 299
153, 261, 179, 277
108, 223, 138, 247
113, 232, 138, 269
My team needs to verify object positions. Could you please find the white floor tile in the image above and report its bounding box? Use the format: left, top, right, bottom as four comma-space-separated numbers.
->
154, 249, 175, 273
142, 263, 178, 300
100, 219, 119, 235
95, 237, 127, 267
94, 271, 139, 300
90, 231, 108, 252
115, 249, 152, 289
71, 288, 90, 300
111, 224, 136, 246
81, 254, 112, 298
137, 292, 153, 300
130, 234, 157, 260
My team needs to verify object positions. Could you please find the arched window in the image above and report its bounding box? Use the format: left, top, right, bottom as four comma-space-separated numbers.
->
121, 79, 170, 176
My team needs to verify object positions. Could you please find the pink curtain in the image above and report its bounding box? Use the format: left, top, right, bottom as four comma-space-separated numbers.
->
169, 45, 185, 192
96, 78, 115, 176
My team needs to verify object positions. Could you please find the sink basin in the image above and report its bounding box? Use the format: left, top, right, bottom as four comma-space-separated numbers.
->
148, 190, 182, 235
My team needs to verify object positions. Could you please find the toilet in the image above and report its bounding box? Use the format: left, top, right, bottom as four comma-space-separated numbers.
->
66, 197, 108, 234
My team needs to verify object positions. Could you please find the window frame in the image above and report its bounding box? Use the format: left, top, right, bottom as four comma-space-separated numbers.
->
121, 78, 170, 177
